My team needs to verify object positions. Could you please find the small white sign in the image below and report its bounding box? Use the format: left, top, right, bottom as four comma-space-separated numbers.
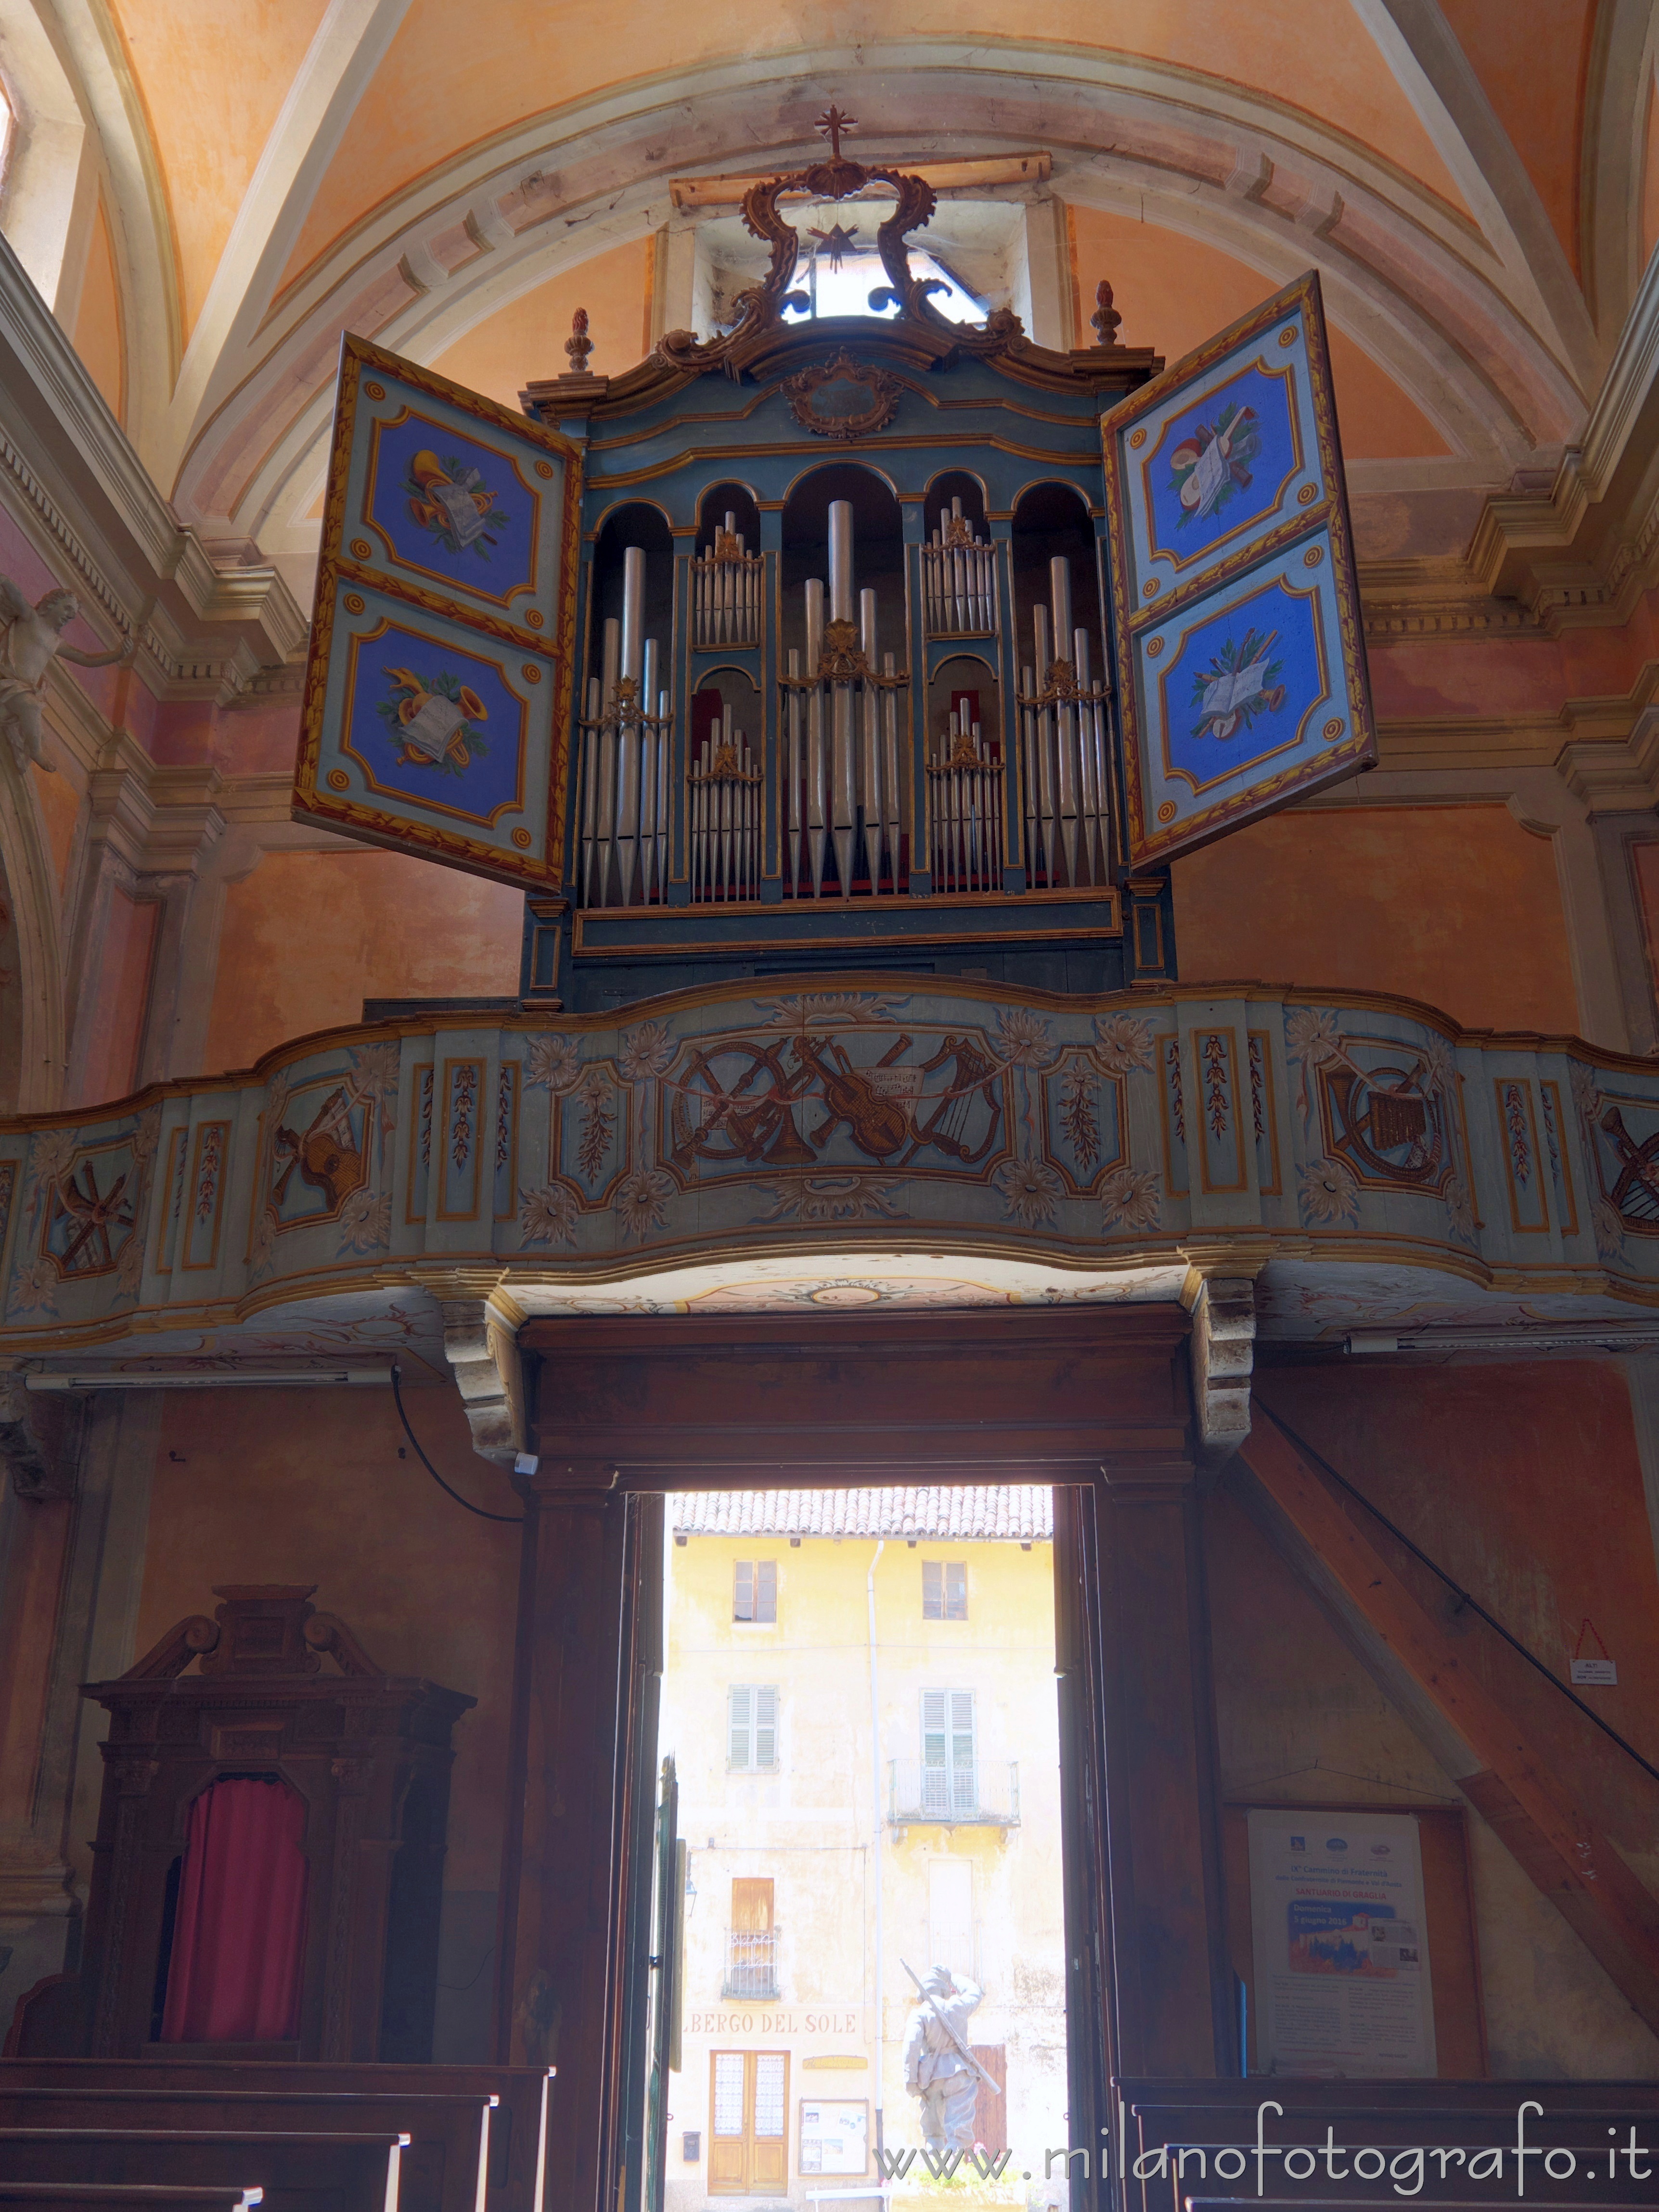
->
1570, 1657, 1617, 1685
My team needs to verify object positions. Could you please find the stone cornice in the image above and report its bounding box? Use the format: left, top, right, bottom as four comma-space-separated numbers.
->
0, 231, 307, 695
1362, 254, 1659, 641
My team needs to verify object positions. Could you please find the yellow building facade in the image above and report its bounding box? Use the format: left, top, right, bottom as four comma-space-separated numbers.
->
660, 1491, 1067, 2212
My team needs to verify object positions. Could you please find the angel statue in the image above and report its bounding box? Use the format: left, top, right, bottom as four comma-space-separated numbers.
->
0, 579, 134, 772
901, 1961, 992, 2153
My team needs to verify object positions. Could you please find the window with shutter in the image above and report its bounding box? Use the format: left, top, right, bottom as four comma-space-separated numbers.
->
728, 1685, 753, 1768
727, 1684, 779, 1770
755, 1684, 777, 1768
922, 1688, 977, 1813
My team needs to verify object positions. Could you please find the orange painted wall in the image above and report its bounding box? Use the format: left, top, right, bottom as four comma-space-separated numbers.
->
75, 886, 159, 1107
280, 0, 1469, 292
201, 847, 524, 1074
111, 0, 332, 342
1171, 804, 1581, 1035
1068, 205, 1449, 459
430, 238, 653, 401
1440, 0, 1593, 272
133, 1383, 520, 1898
71, 201, 124, 422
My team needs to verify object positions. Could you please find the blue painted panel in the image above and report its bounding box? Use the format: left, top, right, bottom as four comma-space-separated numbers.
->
295, 335, 580, 887
309, 576, 559, 871
1124, 532, 1356, 854
1103, 271, 1375, 866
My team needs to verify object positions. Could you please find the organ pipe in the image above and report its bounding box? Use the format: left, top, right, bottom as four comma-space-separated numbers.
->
923, 496, 997, 637
1015, 555, 1112, 890
577, 546, 672, 908
778, 498, 908, 898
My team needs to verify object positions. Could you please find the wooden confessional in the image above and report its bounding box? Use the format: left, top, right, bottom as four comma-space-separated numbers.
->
9, 1584, 473, 2060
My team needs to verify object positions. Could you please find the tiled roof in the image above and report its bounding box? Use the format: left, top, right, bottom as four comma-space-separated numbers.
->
670, 1486, 1053, 1540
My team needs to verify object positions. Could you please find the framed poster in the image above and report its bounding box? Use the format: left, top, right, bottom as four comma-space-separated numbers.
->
1246, 1807, 1438, 2078
799, 2099, 869, 2175
1102, 270, 1376, 868
293, 333, 581, 887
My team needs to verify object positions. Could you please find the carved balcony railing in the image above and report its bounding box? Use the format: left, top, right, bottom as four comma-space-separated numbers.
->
0, 982, 1652, 1364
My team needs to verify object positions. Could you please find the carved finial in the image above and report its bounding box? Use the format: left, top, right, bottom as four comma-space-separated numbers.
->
1091, 279, 1122, 350
814, 104, 858, 163
565, 307, 593, 374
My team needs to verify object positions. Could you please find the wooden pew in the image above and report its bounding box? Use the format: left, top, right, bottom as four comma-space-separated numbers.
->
0, 2067, 549, 2212
0, 2133, 405, 2212
0, 2091, 488, 2212
0, 2189, 262, 2212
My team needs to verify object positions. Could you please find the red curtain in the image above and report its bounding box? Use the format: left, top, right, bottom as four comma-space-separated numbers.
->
159, 1777, 309, 2043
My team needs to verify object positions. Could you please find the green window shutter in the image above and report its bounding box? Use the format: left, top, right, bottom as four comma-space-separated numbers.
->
922, 1688, 948, 1768
755, 1685, 778, 1768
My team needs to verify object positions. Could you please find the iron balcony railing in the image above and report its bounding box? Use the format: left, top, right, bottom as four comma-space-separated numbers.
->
887, 1759, 1020, 1827
723, 1926, 780, 1999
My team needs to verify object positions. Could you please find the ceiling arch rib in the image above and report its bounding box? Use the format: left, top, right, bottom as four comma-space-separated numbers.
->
35, 0, 177, 464
1580, 0, 1659, 345
165, 48, 1584, 576
154, 0, 412, 492
1350, 0, 1599, 391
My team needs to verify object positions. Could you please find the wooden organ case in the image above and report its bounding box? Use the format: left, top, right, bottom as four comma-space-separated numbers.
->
11, 1585, 473, 2060
518, 133, 1172, 1010
293, 112, 1376, 1003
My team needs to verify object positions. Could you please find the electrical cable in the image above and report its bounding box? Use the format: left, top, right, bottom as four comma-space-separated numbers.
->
391, 1361, 525, 1525
1255, 1399, 1659, 1792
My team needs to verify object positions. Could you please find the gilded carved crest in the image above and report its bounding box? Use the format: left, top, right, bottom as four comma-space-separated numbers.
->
784, 348, 903, 439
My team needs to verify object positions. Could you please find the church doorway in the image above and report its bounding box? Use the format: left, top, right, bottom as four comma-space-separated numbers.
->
509, 1306, 1225, 2212
642, 1485, 1069, 2212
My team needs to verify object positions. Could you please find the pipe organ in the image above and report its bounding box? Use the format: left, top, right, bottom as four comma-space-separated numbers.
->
499, 119, 1373, 1009
510, 128, 1184, 1005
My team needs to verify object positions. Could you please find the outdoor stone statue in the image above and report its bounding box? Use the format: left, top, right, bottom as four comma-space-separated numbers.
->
901, 1962, 987, 2151
0, 578, 133, 772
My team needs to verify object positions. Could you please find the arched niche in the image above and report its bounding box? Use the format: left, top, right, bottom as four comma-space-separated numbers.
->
1009, 481, 1105, 690
780, 462, 904, 668
926, 650, 1001, 763
923, 469, 989, 542
696, 482, 762, 557
689, 663, 762, 754
589, 501, 675, 686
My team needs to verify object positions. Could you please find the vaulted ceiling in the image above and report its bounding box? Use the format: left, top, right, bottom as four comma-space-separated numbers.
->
13, 0, 1658, 602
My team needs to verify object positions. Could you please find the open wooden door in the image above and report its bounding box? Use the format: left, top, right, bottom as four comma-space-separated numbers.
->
1102, 270, 1376, 869
294, 334, 581, 887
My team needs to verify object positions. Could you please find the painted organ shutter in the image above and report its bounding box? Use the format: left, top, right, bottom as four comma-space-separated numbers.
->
922, 1690, 976, 1813
1102, 270, 1376, 868
293, 335, 581, 888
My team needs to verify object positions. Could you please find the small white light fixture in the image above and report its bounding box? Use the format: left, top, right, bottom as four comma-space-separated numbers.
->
26, 1367, 394, 1390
